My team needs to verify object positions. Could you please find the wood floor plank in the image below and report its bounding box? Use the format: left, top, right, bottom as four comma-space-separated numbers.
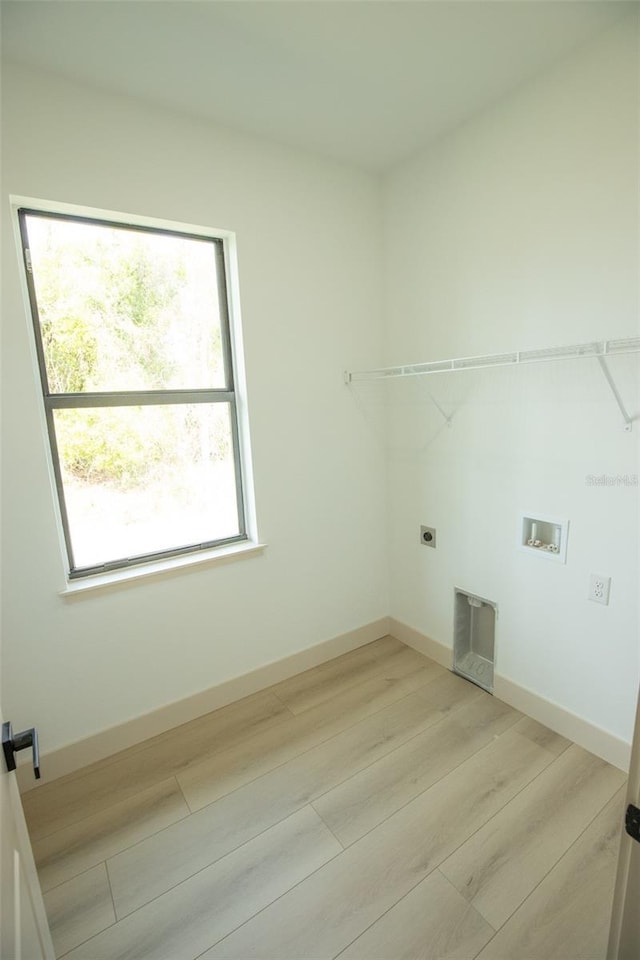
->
200, 730, 554, 960
313, 692, 521, 846
64, 807, 341, 960
33, 777, 189, 892
336, 869, 495, 960
179, 657, 446, 811
25, 638, 412, 841
475, 786, 626, 960
267, 637, 401, 708
24, 690, 290, 841
179, 659, 464, 811
269, 636, 428, 714
439, 744, 626, 929
110, 671, 481, 916
43, 863, 115, 958
511, 716, 572, 756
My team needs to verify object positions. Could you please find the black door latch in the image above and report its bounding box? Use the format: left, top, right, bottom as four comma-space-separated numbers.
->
2, 721, 40, 780
625, 803, 640, 843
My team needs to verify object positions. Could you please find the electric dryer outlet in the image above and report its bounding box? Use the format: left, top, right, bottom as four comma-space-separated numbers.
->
420, 526, 436, 548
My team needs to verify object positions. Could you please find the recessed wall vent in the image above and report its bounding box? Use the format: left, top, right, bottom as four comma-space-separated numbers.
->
453, 589, 496, 694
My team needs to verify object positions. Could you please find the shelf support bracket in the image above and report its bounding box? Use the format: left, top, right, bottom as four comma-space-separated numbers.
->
428, 393, 453, 427
597, 356, 633, 431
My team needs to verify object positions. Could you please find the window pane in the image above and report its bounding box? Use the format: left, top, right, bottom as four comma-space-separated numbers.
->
26, 214, 227, 391
53, 404, 241, 570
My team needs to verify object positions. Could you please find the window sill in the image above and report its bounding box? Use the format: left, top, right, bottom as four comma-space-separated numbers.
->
59, 540, 267, 598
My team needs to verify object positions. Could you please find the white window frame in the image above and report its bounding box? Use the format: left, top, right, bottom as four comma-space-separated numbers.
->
13, 197, 259, 586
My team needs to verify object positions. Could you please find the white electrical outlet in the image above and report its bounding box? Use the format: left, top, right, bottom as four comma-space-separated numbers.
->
588, 574, 611, 605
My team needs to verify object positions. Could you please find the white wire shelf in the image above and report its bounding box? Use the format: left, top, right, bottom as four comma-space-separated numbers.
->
345, 336, 640, 431
345, 337, 640, 382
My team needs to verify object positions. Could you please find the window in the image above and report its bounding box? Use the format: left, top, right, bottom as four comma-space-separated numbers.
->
19, 208, 252, 579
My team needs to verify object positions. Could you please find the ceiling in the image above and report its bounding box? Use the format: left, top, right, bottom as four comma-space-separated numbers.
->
1, 1, 632, 172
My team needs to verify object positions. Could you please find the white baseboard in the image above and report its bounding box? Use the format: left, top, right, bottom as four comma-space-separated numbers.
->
18, 617, 391, 791
388, 618, 630, 773
388, 617, 453, 669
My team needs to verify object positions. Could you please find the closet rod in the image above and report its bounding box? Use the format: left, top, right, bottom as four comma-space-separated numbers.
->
345, 337, 640, 383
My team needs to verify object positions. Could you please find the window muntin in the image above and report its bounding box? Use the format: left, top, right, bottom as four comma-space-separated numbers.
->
20, 209, 247, 578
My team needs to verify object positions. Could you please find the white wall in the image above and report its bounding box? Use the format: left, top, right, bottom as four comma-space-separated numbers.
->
1, 64, 389, 753
381, 17, 639, 743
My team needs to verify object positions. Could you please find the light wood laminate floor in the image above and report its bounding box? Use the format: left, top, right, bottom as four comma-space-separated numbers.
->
23, 636, 626, 960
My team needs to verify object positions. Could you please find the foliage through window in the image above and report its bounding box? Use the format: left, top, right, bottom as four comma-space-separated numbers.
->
19, 209, 248, 578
